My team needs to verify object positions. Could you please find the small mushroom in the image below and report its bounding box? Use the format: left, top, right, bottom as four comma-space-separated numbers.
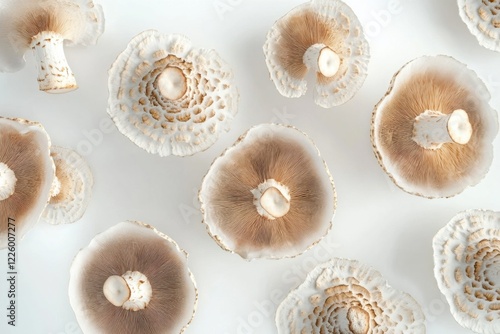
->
458, 0, 500, 52
0, 0, 104, 93
69, 221, 197, 333
199, 124, 336, 260
107, 30, 239, 157
371, 55, 498, 198
41, 146, 93, 225
263, 0, 370, 108
0, 117, 54, 249
276, 258, 426, 333
433, 209, 500, 334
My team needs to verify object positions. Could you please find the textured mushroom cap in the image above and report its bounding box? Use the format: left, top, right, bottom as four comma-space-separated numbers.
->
0, 0, 104, 72
199, 124, 336, 260
458, 0, 500, 52
107, 30, 239, 157
42, 146, 93, 224
68, 221, 197, 334
263, 0, 369, 108
276, 258, 426, 334
0, 117, 54, 249
371, 55, 498, 198
433, 210, 500, 334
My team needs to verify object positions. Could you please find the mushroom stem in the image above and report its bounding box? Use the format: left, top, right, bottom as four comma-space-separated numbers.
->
103, 271, 152, 311
303, 43, 340, 78
157, 66, 188, 100
49, 176, 61, 198
0, 163, 17, 201
251, 179, 291, 220
30, 31, 78, 93
412, 109, 473, 150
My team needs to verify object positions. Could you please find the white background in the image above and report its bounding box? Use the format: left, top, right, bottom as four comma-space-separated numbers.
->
1, 0, 499, 333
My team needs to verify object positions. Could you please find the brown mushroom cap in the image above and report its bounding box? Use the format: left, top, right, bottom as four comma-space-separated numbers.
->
68, 221, 197, 334
0, 117, 54, 249
199, 124, 336, 260
371, 55, 498, 198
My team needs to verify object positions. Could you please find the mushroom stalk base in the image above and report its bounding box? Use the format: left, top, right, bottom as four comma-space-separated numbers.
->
0, 163, 17, 201
412, 109, 472, 150
30, 31, 78, 94
303, 43, 340, 78
251, 179, 291, 220
103, 271, 152, 311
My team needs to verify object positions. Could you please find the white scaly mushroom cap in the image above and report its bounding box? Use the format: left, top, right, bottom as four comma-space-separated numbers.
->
371, 55, 498, 198
458, 0, 500, 52
433, 210, 500, 334
69, 221, 198, 334
0, 117, 55, 249
276, 258, 426, 334
263, 0, 369, 108
108, 30, 239, 157
42, 146, 93, 225
199, 124, 336, 260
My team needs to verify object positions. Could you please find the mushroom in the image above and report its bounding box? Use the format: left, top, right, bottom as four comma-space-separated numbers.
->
0, 0, 104, 93
107, 30, 239, 157
69, 220, 197, 333
276, 258, 426, 333
41, 146, 93, 225
199, 124, 336, 260
371, 55, 498, 198
0, 117, 54, 249
263, 0, 370, 108
458, 0, 500, 52
433, 209, 500, 334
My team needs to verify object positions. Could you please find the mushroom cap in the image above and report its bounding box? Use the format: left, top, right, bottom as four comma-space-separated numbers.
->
0, 0, 104, 72
458, 0, 500, 52
199, 124, 336, 260
371, 55, 498, 198
0, 117, 54, 249
107, 30, 239, 157
42, 146, 93, 225
68, 221, 198, 334
433, 209, 500, 333
276, 258, 426, 333
263, 0, 369, 108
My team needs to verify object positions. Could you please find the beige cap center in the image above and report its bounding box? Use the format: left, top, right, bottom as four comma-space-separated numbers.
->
157, 66, 188, 100
347, 306, 370, 334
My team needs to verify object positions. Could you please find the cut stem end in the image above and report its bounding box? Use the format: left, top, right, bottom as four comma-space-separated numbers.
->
303, 44, 340, 78
0, 162, 17, 201
251, 179, 291, 220
103, 271, 152, 311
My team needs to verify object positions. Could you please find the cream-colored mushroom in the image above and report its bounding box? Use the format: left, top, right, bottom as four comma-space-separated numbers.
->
458, 0, 500, 52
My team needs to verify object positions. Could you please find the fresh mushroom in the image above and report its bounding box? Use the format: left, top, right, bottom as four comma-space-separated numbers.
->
69, 221, 197, 333
0, 117, 54, 249
276, 258, 426, 333
199, 124, 336, 260
107, 30, 239, 157
458, 0, 500, 52
433, 209, 500, 334
41, 146, 93, 224
371, 55, 498, 198
0, 0, 104, 93
263, 0, 370, 108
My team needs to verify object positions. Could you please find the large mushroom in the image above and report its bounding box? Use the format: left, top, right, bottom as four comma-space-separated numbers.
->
42, 146, 93, 225
276, 258, 426, 333
107, 30, 239, 157
433, 209, 500, 334
458, 0, 500, 52
263, 0, 370, 108
199, 124, 336, 260
69, 221, 197, 334
0, 0, 104, 93
0, 117, 54, 248
371, 55, 498, 198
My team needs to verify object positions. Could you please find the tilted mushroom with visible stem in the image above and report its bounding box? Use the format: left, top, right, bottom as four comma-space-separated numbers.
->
199, 124, 336, 260
0, 0, 104, 93
371, 55, 498, 198
108, 30, 239, 157
0, 117, 54, 249
458, 0, 500, 52
42, 146, 93, 225
69, 221, 198, 333
276, 258, 426, 333
263, 0, 369, 108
